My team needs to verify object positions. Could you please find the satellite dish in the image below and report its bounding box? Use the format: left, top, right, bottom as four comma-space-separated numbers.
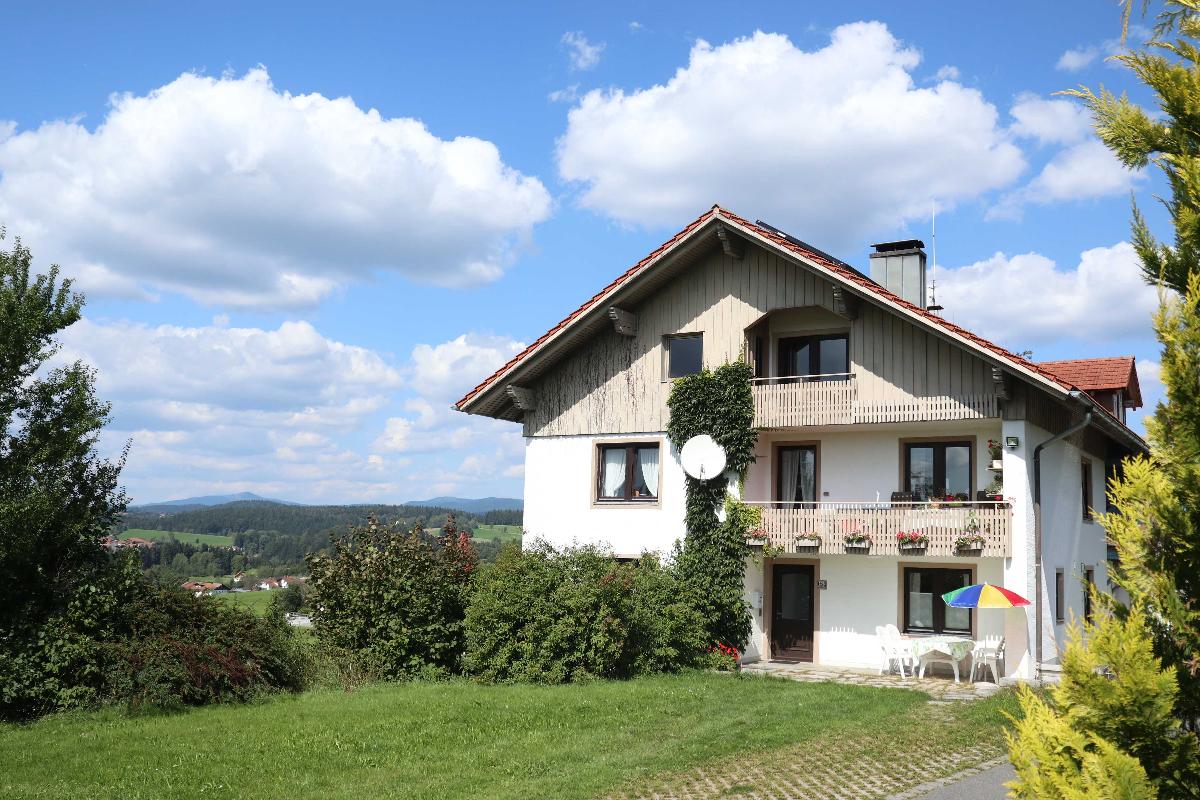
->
680, 434, 727, 481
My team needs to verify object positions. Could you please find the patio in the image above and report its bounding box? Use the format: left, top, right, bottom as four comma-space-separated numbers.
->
740, 660, 1004, 702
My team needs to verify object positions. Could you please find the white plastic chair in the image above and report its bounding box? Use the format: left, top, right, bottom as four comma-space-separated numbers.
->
971, 635, 1005, 683
877, 625, 915, 677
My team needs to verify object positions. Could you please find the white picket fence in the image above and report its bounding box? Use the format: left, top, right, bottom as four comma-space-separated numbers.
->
751, 377, 998, 428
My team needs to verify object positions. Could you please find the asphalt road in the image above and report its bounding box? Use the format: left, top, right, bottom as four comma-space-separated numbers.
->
915, 762, 1014, 799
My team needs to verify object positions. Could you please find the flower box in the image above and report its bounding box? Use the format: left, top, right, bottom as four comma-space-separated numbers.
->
988, 459, 1004, 472
844, 544, 870, 554
793, 535, 821, 553
898, 542, 927, 554
955, 547, 984, 557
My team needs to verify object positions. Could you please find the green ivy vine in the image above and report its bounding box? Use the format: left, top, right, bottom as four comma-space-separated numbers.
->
666, 360, 760, 651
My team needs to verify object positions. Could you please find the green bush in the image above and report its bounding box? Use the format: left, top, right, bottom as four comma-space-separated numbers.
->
306, 517, 476, 679
463, 543, 707, 683
0, 553, 309, 719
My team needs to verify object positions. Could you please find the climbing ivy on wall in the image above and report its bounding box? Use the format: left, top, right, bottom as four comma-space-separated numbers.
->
666, 360, 759, 651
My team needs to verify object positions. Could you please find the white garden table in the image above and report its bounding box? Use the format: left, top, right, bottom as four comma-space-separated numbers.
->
909, 635, 974, 683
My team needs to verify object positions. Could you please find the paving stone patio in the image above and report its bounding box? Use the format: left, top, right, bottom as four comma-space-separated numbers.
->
739, 660, 1004, 702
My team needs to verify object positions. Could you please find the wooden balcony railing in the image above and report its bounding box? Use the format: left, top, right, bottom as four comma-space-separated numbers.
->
746, 501, 1012, 557
751, 376, 999, 428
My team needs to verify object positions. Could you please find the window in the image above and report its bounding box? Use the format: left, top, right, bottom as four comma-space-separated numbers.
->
1055, 569, 1065, 623
1081, 459, 1093, 521
664, 334, 703, 379
903, 567, 972, 634
597, 443, 660, 502
776, 445, 818, 507
1084, 568, 1095, 623
905, 441, 972, 501
776, 333, 848, 381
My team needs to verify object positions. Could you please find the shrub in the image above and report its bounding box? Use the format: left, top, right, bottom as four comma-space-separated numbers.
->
306, 516, 476, 679
464, 543, 707, 683
0, 553, 308, 719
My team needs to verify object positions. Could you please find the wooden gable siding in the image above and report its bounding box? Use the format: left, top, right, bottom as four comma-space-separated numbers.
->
523, 243, 995, 437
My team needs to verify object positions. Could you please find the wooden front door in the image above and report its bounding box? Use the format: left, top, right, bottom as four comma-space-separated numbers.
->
771, 564, 815, 662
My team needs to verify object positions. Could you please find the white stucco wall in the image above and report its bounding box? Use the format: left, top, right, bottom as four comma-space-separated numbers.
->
743, 420, 1002, 504
522, 432, 687, 556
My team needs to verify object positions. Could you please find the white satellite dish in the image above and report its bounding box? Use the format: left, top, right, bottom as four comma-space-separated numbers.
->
680, 434, 727, 481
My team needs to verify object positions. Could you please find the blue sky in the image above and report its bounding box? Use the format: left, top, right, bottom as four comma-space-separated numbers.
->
0, 1, 1167, 503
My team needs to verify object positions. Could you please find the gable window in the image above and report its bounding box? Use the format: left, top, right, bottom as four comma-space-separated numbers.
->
1081, 459, 1093, 521
903, 567, 972, 635
597, 443, 660, 502
905, 441, 972, 501
664, 334, 703, 379
777, 333, 849, 381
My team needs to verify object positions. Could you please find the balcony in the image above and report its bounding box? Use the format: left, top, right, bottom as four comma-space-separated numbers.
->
746, 501, 1012, 557
751, 375, 999, 428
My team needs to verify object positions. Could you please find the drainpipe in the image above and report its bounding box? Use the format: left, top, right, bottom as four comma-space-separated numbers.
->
1032, 390, 1092, 681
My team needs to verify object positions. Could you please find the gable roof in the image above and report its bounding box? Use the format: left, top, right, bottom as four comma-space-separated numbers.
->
1038, 356, 1142, 408
454, 205, 1145, 450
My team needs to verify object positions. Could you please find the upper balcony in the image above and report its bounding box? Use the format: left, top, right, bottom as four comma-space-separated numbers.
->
751, 374, 1000, 428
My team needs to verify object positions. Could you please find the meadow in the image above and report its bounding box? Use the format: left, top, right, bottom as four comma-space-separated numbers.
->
119, 528, 235, 548
470, 523, 522, 543
0, 674, 1017, 800
211, 590, 277, 615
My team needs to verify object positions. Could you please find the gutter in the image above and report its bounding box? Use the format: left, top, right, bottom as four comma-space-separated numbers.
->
1031, 389, 1093, 680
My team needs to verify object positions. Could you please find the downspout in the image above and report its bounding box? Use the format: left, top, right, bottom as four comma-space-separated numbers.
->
1032, 390, 1092, 680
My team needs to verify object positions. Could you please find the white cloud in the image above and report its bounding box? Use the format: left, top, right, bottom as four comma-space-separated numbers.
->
409, 333, 524, 402
0, 68, 552, 308
556, 24, 1025, 250
1009, 94, 1092, 145
935, 65, 960, 81
629, 21, 643, 32
548, 85, 580, 103
562, 31, 604, 70
931, 241, 1157, 346
989, 139, 1143, 219
1057, 46, 1099, 72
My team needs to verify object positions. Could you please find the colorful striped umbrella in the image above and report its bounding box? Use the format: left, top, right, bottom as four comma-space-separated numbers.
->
941, 582, 1030, 609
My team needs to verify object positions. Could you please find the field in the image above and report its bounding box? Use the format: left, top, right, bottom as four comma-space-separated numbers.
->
0, 674, 1019, 800
471, 523, 522, 543
119, 528, 235, 548
211, 590, 277, 615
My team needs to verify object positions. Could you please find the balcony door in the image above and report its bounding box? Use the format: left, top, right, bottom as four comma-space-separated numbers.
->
771, 564, 815, 661
777, 334, 848, 382
776, 445, 818, 508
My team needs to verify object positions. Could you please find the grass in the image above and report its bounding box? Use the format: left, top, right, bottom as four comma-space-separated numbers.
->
211, 590, 277, 616
470, 523, 523, 543
0, 674, 931, 800
119, 528, 234, 548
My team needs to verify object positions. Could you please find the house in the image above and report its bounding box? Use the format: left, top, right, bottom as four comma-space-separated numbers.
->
280, 576, 306, 588
454, 205, 1147, 681
180, 581, 229, 596
256, 578, 281, 590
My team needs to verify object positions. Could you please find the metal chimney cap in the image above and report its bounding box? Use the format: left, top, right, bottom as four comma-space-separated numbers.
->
870, 239, 926, 253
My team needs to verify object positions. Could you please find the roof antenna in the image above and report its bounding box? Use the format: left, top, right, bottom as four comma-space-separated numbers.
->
926, 199, 944, 314
927, 279, 944, 314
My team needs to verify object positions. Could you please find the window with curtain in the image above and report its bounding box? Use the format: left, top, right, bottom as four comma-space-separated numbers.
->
776, 446, 817, 509
903, 567, 972, 634
905, 441, 972, 500
597, 443, 660, 502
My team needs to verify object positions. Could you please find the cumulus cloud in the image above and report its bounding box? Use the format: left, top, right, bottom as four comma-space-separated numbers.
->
562, 32, 604, 70
1008, 94, 1092, 145
53, 317, 418, 502
1057, 46, 1099, 72
556, 24, 1024, 250
0, 68, 552, 308
930, 242, 1157, 346
935, 65, 960, 81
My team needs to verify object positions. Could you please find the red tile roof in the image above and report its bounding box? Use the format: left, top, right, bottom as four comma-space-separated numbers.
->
1038, 356, 1141, 408
455, 205, 1143, 441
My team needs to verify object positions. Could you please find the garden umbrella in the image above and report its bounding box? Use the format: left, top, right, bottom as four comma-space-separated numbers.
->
941, 582, 1030, 609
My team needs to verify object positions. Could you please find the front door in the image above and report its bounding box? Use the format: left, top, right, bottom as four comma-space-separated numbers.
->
771, 564, 815, 661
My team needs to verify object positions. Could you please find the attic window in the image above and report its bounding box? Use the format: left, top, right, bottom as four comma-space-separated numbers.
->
665, 334, 703, 379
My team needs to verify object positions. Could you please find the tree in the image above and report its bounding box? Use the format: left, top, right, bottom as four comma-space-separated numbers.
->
0, 230, 127, 633
1067, 0, 1200, 728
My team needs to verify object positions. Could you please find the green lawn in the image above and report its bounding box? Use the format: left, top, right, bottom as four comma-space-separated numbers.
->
471, 523, 523, 543
0, 674, 930, 800
119, 528, 235, 548
211, 590, 277, 616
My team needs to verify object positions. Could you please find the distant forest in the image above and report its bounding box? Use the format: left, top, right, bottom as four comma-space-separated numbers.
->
117, 501, 522, 581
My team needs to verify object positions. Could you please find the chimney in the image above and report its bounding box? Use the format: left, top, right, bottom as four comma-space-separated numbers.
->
869, 240, 926, 307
